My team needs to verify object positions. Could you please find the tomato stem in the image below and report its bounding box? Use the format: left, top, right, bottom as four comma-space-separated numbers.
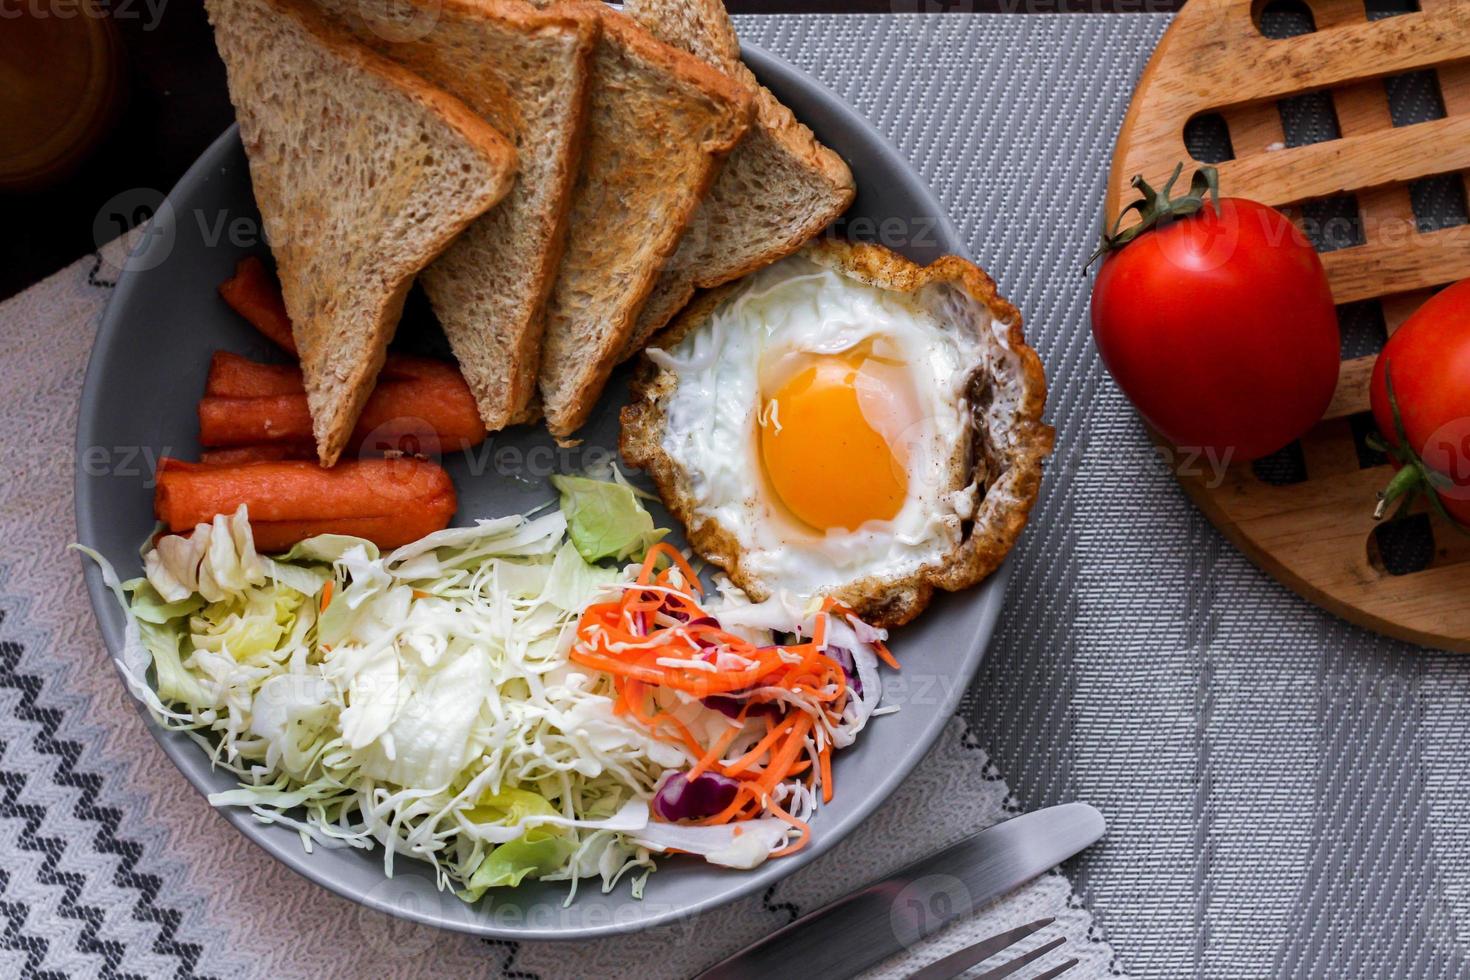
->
1374, 463, 1425, 521
1374, 360, 1470, 534
1088, 163, 1221, 267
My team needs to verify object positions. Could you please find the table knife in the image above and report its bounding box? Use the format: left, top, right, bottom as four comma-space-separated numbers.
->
694, 802, 1105, 980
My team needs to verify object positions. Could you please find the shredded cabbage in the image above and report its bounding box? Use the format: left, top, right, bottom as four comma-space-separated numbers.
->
82, 504, 675, 899
77, 488, 891, 903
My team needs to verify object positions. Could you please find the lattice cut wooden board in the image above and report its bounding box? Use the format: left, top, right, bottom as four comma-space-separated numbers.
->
1106, 0, 1470, 650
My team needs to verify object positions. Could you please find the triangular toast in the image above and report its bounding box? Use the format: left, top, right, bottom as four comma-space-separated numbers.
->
618, 0, 854, 359
313, 0, 598, 430
529, 0, 753, 438
205, 0, 517, 464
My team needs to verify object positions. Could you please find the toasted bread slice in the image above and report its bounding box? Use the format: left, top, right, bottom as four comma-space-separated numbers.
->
205, 0, 516, 465
312, 0, 597, 431
529, 0, 752, 438
621, 241, 1052, 628
616, 0, 855, 360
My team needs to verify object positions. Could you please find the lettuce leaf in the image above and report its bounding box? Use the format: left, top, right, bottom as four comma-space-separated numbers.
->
458, 835, 575, 901
464, 787, 562, 829
138, 619, 211, 707
457, 789, 577, 900
144, 505, 266, 603
256, 535, 370, 598
277, 534, 379, 564
550, 475, 666, 564
191, 586, 302, 662
354, 647, 487, 785
124, 579, 205, 625
542, 541, 622, 612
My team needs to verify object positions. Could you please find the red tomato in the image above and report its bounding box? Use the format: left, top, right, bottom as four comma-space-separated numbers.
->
1369, 278, 1470, 525
1091, 197, 1340, 462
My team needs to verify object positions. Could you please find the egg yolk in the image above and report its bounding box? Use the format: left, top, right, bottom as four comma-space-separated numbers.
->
759, 352, 910, 532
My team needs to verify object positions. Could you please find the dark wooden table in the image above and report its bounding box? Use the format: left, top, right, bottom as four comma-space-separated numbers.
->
0, 0, 1180, 301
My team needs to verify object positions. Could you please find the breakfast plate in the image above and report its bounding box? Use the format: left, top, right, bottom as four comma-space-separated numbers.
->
75, 43, 1009, 939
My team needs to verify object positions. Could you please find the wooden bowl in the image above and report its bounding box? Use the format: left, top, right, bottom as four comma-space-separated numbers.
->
0, 3, 125, 191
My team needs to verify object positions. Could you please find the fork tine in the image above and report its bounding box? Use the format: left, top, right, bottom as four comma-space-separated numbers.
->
906, 919, 1055, 980
972, 936, 1067, 980
1029, 957, 1079, 980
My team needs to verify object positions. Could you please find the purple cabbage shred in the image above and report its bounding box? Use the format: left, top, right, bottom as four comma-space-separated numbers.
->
702, 693, 783, 720
828, 646, 863, 698
652, 771, 740, 822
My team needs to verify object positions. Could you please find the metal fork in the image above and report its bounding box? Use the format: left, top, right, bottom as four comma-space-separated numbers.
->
908, 917, 1077, 980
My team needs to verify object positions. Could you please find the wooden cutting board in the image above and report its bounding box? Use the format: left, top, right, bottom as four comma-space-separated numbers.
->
1106, 0, 1470, 650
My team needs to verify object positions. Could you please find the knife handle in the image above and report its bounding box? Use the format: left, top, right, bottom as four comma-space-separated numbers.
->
695, 803, 1105, 980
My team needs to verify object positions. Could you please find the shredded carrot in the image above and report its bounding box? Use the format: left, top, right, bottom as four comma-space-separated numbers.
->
623, 680, 706, 759
569, 544, 897, 858
688, 716, 748, 781
768, 804, 812, 857
319, 580, 333, 613
757, 713, 813, 799
819, 741, 833, 804
826, 597, 899, 670
725, 715, 799, 776
636, 542, 701, 596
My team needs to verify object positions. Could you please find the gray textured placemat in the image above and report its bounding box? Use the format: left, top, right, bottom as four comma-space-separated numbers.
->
7, 10, 1468, 980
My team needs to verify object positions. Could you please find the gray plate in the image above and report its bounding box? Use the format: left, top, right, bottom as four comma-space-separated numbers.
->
75, 43, 1007, 940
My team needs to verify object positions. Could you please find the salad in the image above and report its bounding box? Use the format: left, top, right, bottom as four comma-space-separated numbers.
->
79, 476, 894, 902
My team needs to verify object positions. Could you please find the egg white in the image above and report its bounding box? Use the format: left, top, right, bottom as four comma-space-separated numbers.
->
646, 254, 988, 595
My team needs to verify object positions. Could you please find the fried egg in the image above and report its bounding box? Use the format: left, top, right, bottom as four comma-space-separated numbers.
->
621, 240, 1051, 626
